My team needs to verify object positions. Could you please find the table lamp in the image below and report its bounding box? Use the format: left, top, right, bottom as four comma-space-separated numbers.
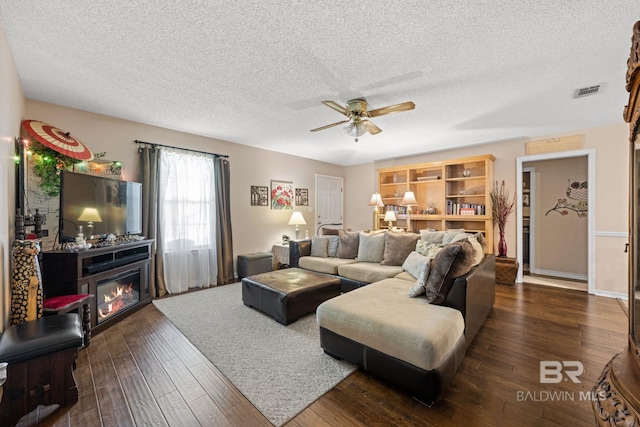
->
368, 193, 385, 229
288, 211, 306, 240
78, 207, 102, 238
400, 191, 418, 232
383, 210, 397, 230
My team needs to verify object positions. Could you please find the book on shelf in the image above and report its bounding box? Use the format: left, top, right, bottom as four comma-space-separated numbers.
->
416, 175, 441, 181
446, 200, 485, 215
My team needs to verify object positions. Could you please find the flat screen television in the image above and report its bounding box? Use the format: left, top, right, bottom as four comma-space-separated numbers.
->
59, 171, 142, 243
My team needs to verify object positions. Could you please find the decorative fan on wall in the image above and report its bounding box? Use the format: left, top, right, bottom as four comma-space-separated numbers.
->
310, 98, 415, 141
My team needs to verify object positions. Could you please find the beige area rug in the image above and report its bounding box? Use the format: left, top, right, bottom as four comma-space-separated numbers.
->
153, 283, 356, 426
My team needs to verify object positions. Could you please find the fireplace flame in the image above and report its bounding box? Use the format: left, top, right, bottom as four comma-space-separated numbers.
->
98, 282, 134, 318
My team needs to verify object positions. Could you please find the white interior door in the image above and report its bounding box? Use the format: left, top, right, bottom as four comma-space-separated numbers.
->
315, 174, 343, 236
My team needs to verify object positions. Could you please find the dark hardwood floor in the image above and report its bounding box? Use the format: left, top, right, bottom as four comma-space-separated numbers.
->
33, 282, 627, 426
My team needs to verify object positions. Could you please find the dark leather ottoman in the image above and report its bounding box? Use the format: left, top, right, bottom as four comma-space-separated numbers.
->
0, 314, 84, 426
242, 268, 341, 325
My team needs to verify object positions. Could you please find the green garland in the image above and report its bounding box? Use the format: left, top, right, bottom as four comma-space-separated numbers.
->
29, 142, 105, 197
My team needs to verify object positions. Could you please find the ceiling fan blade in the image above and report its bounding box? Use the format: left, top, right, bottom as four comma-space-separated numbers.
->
367, 101, 415, 117
321, 100, 351, 117
365, 120, 382, 135
310, 120, 349, 132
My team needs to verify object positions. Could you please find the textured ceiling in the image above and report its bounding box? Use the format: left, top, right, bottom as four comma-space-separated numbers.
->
1, 1, 639, 166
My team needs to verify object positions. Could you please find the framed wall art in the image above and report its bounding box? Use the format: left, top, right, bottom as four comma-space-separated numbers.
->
295, 188, 309, 206
250, 185, 269, 206
271, 180, 294, 210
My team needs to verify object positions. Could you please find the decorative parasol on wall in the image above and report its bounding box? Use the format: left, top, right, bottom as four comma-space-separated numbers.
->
21, 120, 94, 160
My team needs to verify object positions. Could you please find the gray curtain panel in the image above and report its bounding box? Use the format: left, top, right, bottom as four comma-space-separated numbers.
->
214, 157, 235, 284
138, 145, 167, 297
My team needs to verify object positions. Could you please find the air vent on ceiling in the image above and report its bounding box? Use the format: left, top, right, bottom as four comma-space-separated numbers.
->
574, 84, 604, 98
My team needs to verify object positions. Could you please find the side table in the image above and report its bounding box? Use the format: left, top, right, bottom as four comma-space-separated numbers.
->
272, 243, 290, 268
495, 256, 519, 285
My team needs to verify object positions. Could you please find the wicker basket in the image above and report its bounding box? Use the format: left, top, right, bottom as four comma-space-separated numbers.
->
495, 257, 519, 285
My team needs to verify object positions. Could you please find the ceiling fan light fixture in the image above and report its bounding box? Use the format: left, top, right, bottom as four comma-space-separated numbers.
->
344, 121, 367, 140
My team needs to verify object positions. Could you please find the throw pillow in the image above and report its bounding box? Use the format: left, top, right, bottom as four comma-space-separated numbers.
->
337, 229, 360, 259
324, 235, 340, 257
402, 251, 428, 278
415, 241, 443, 258
419, 230, 446, 244
425, 240, 475, 305
322, 228, 339, 235
467, 236, 485, 266
442, 231, 473, 245
475, 232, 488, 252
381, 232, 419, 266
310, 236, 329, 258
355, 231, 386, 263
420, 229, 464, 244
408, 258, 432, 297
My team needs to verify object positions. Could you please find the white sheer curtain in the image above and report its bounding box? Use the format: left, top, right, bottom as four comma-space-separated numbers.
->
158, 149, 217, 294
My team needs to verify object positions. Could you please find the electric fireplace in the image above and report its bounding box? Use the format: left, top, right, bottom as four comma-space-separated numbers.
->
41, 239, 153, 334
96, 269, 140, 324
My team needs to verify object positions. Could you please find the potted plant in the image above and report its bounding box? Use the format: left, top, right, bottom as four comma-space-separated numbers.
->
490, 180, 515, 257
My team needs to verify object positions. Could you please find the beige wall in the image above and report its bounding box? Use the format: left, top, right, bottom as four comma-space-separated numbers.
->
524, 157, 588, 278
344, 162, 376, 231
24, 100, 345, 270
367, 123, 629, 295
0, 21, 25, 329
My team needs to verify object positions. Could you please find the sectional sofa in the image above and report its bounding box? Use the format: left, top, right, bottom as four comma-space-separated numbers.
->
288, 229, 496, 404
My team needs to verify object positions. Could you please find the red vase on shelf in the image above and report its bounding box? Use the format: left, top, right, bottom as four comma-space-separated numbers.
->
498, 229, 507, 257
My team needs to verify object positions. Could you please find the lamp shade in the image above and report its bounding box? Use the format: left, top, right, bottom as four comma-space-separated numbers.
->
383, 211, 397, 222
400, 191, 418, 206
78, 207, 102, 223
288, 211, 306, 226
368, 193, 385, 207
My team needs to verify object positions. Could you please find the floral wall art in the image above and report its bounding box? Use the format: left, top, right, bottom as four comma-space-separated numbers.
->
271, 180, 293, 210
545, 179, 588, 218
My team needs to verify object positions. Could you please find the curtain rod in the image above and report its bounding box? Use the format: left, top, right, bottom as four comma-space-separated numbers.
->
134, 140, 229, 158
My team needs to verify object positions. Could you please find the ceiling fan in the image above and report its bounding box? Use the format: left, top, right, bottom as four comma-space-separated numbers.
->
310, 98, 415, 141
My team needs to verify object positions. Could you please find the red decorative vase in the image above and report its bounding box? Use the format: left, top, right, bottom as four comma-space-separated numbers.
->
498, 229, 507, 257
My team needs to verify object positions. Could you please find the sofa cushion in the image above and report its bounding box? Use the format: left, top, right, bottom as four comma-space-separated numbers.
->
338, 262, 403, 284
317, 278, 465, 371
310, 236, 329, 257
425, 240, 475, 305
394, 271, 417, 282
381, 232, 419, 266
299, 256, 357, 275
355, 232, 386, 263
337, 230, 360, 259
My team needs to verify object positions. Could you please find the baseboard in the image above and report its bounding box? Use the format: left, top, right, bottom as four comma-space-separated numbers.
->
529, 268, 587, 281
593, 289, 627, 300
